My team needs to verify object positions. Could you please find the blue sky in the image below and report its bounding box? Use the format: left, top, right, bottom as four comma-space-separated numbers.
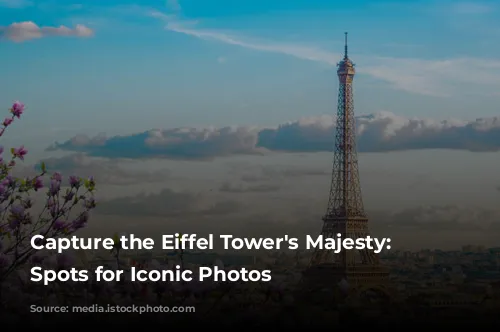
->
1, 0, 500, 248
1, 0, 500, 155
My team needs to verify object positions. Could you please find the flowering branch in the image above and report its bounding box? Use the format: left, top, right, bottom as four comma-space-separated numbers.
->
0, 101, 97, 289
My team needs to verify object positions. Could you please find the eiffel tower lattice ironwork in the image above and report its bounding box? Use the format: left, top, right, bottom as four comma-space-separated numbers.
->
302, 33, 390, 296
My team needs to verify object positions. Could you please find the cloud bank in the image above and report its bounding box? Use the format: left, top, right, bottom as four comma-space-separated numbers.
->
47, 112, 500, 160
37, 153, 171, 185
0, 21, 93, 42
11, 153, 170, 187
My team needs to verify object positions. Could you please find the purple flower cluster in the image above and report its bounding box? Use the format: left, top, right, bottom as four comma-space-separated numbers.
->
11, 101, 24, 118
0, 101, 97, 283
0, 101, 24, 138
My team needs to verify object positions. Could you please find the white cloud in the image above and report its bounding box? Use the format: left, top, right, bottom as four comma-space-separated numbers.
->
217, 56, 227, 64
151, 13, 500, 97
164, 20, 338, 65
0, 21, 94, 42
362, 57, 500, 97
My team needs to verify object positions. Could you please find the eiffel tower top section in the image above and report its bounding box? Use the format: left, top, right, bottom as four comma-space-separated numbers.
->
337, 32, 355, 83
324, 32, 366, 221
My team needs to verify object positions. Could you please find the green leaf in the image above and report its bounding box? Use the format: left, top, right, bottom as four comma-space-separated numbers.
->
113, 232, 119, 245
10, 148, 15, 155
40, 161, 46, 172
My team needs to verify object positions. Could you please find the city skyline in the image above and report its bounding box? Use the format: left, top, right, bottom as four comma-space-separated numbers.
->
1, 0, 500, 250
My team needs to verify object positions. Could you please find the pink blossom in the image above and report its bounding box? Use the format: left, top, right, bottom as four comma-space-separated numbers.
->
69, 175, 80, 188
53, 219, 67, 231
13, 145, 27, 160
49, 179, 60, 196
3, 118, 13, 126
2, 175, 15, 187
51, 172, 62, 182
33, 176, 43, 190
10, 101, 24, 118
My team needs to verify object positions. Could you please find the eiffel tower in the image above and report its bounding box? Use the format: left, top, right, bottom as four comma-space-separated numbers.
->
301, 33, 391, 299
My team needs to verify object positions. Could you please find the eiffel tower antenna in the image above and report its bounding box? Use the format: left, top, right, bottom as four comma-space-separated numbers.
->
344, 31, 348, 59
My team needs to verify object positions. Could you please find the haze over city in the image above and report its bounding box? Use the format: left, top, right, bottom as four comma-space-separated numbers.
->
2, 0, 500, 249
